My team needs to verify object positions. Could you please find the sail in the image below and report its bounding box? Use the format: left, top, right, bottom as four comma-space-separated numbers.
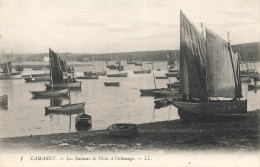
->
49, 48, 65, 84
206, 29, 237, 98
0, 61, 12, 74
167, 52, 175, 65
180, 11, 207, 99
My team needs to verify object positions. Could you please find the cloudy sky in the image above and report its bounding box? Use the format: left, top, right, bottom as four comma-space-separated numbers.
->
0, 0, 259, 53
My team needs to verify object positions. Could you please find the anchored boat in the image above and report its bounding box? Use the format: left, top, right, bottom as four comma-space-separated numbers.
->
172, 11, 247, 121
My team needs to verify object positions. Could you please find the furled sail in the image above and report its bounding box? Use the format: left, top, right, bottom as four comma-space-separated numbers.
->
180, 11, 207, 99
205, 28, 238, 98
49, 48, 65, 84
167, 52, 175, 65
0, 61, 12, 74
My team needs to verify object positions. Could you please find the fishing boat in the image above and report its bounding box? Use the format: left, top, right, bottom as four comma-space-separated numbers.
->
165, 71, 179, 77
156, 76, 169, 79
0, 95, 8, 109
248, 84, 260, 90
107, 72, 127, 77
75, 114, 92, 130
134, 62, 142, 66
24, 76, 50, 82
172, 11, 247, 121
45, 102, 85, 115
44, 48, 85, 114
107, 123, 138, 137
140, 88, 169, 96
78, 75, 98, 79
167, 81, 180, 88
154, 98, 169, 108
44, 49, 81, 89
133, 70, 151, 74
154, 89, 180, 98
15, 65, 24, 72
0, 61, 22, 79
31, 73, 49, 77
32, 66, 43, 70
104, 82, 120, 86
127, 55, 136, 64
30, 88, 68, 97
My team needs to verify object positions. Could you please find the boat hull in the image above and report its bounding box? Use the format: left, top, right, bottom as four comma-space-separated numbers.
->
0, 95, 8, 109
107, 123, 138, 137
140, 88, 169, 96
75, 114, 92, 130
107, 73, 127, 77
167, 82, 180, 88
45, 81, 82, 89
45, 102, 85, 115
165, 72, 179, 77
30, 88, 69, 97
154, 90, 181, 98
133, 70, 151, 74
248, 84, 260, 90
104, 82, 120, 86
173, 100, 247, 121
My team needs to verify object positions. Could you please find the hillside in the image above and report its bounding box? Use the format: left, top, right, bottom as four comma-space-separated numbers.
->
1, 42, 259, 62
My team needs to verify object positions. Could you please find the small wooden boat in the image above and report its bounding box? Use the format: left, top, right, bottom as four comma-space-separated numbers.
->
75, 114, 92, 130
45, 102, 85, 114
45, 81, 82, 89
31, 73, 49, 77
248, 84, 260, 90
107, 72, 127, 77
32, 66, 43, 70
30, 88, 69, 97
0, 95, 8, 109
104, 82, 120, 86
22, 74, 31, 78
156, 76, 169, 79
133, 70, 151, 74
84, 71, 93, 75
154, 90, 181, 98
156, 68, 161, 71
140, 88, 169, 96
15, 65, 24, 72
134, 62, 142, 66
154, 98, 169, 108
93, 71, 107, 76
78, 75, 99, 79
165, 72, 179, 77
107, 123, 138, 137
167, 81, 180, 88
241, 76, 251, 82
24, 76, 50, 82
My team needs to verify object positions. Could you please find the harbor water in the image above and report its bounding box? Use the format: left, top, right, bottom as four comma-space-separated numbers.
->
0, 61, 259, 138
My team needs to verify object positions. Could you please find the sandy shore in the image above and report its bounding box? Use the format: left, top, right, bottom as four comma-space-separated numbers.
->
0, 110, 259, 152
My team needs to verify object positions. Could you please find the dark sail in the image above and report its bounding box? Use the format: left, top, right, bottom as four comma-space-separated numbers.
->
49, 48, 66, 84
180, 11, 207, 99
0, 61, 12, 74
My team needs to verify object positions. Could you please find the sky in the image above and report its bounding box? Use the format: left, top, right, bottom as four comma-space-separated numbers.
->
0, 0, 259, 54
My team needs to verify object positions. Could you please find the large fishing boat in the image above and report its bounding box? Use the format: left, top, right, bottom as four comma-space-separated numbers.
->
172, 11, 247, 121
0, 60, 22, 80
44, 49, 81, 89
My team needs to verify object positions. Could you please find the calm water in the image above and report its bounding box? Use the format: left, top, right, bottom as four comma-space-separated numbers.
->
0, 62, 259, 138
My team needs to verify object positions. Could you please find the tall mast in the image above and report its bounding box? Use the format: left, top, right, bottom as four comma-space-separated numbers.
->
227, 32, 239, 99
152, 64, 157, 89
